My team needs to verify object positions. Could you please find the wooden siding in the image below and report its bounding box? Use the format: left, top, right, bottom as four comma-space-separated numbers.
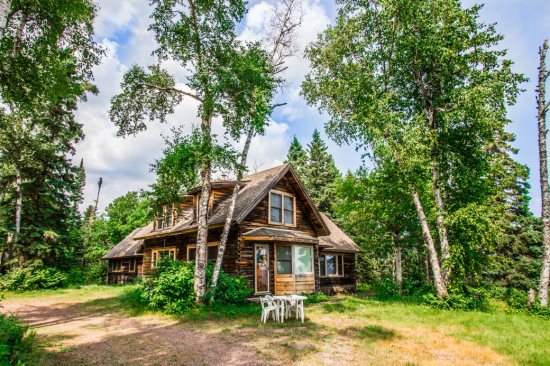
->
107, 257, 143, 284
319, 253, 356, 293
141, 227, 239, 276
242, 175, 317, 235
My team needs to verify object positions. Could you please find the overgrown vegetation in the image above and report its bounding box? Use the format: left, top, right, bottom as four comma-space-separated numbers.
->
0, 299, 37, 365
135, 259, 251, 314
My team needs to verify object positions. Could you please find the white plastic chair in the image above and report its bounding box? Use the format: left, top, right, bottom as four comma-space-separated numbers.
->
285, 296, 304, 323
260, 295, 279, 323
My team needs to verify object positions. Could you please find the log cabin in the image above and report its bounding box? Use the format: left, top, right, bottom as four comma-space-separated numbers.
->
102, 164, 361, 295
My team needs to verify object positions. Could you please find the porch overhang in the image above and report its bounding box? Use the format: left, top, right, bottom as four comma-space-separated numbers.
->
242, 227, 318, 244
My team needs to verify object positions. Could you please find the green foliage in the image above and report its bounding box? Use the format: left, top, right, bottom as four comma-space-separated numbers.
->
150, 128, 239, 210
0, 0, 103, 272
0, 312, 37, 366
286, 136, 308, 179
138, 259, 196, 314
0, 266, 67, 291
304, 130, 340, 213
104, 191, 152, 244
204, 265, 252, 306
137, 259, 252, 313
423, 287, 489, 311
303, 292, 330, 304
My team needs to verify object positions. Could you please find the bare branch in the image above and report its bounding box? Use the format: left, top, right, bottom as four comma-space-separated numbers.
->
265, 0, 304, 71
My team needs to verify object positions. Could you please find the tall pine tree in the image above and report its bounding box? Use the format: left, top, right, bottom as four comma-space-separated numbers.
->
285, 135, 308, 179
305, 129, 340, 213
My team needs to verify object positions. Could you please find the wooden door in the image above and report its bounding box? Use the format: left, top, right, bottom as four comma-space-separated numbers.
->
255, 244, 269, 293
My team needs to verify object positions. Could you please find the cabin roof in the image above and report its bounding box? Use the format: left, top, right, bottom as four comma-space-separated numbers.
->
105, 164, 360, 258
101, 227, 147, 259
318, 212, 361, 253
242, 227, 318, 244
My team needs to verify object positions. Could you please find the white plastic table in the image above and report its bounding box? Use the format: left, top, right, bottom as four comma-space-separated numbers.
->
272, 295, 307, 323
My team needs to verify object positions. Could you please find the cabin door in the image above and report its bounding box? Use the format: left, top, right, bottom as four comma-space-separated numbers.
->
254, 244, 270, 293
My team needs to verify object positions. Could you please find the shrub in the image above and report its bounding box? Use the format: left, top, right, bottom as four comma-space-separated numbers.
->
0, 311, 37, 365
374, 277, 401, 299
0, 266, 67, 291
138, 259, 196, 314
303, 292, 330, 304
203, 265, 252, 306
423, 286, 489, 311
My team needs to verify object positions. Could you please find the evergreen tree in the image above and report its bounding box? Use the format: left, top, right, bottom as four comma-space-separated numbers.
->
286, 136, 308, 179
304, 129, 340, 213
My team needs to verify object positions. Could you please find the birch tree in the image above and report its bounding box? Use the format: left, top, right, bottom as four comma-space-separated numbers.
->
210, 0, 303, 293
302, 0, 524, 297
537, 39, 550, 307
110, 0, 281, 300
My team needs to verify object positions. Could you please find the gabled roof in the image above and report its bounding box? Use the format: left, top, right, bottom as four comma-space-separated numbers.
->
318, 212, 361, 253
208, 164, 329, 235
102, 226, 148, 259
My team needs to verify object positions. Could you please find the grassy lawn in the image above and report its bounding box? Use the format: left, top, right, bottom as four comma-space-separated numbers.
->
2, 286, 549, 365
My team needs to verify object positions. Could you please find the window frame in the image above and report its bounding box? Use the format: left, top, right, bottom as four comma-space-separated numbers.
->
275, 244, 314, 276
151, 247, 177, 268
186, 242, 219, 262
293, 245, 313, 275
319, 253, 345, 277
268, 190, 296, 226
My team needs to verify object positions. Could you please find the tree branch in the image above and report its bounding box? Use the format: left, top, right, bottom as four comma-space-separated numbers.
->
140, 83, 202, 102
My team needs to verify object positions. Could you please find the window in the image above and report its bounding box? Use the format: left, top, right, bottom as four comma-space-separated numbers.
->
320, 253, 344, 277
129, 259, 136, 272
276, 246, 292, 274
187, 243, 218, 261
155, 204, 177, 231
269, 191, 295, 225
276, 245, 313, 275
294, 246, 313, 274
151, 247, 176, 268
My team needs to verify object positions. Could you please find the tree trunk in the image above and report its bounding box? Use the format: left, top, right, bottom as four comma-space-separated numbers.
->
411, 188, 448, 298
411, 70, 452, 283
432, 159, 451, 282
537, 39, 550, 307
194, 116, 213, 301
0, 0, 10, 31
210, 128, 254, 292
392, 239, 403, 294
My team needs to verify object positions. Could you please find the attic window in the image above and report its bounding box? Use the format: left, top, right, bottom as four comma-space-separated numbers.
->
269, 191, 295, 225
155, 204, 177, 231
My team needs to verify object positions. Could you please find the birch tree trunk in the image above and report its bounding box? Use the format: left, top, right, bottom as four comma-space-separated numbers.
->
412, 71, 452, 282
194, 116, 213, 301
412, 188, 448, 298
392, 237, 403, 294
209, 0, 303, 293
537, 39, 550, 307
432, 159, 451, 282
0, 0, 10, 31
210, 128, 253, 290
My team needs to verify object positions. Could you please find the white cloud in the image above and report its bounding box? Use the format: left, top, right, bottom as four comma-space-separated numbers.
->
74, 0, 338, 213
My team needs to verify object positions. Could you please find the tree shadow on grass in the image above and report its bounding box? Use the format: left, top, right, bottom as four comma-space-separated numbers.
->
339, 324, 399, 342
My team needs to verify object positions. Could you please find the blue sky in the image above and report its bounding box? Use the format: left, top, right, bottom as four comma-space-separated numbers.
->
75, 0, 550, 215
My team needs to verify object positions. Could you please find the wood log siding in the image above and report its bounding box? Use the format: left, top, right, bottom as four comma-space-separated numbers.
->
141, 227, 239, 275
319, 253, 356, 291
242, 176, 317, 235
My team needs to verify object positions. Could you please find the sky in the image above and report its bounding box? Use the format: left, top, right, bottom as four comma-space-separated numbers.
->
75, 0, 550, 215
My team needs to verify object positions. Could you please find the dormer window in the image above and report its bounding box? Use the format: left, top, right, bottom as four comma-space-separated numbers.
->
155, 204, 177, 231
269, 191, 295, 225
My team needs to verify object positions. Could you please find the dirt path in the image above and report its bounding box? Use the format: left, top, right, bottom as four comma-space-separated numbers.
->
2, 290, 513, 366
2, 291, 269, 366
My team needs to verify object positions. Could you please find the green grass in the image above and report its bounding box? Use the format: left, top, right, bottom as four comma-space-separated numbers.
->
3, 286, 550, 365
321, 295, 550, 366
